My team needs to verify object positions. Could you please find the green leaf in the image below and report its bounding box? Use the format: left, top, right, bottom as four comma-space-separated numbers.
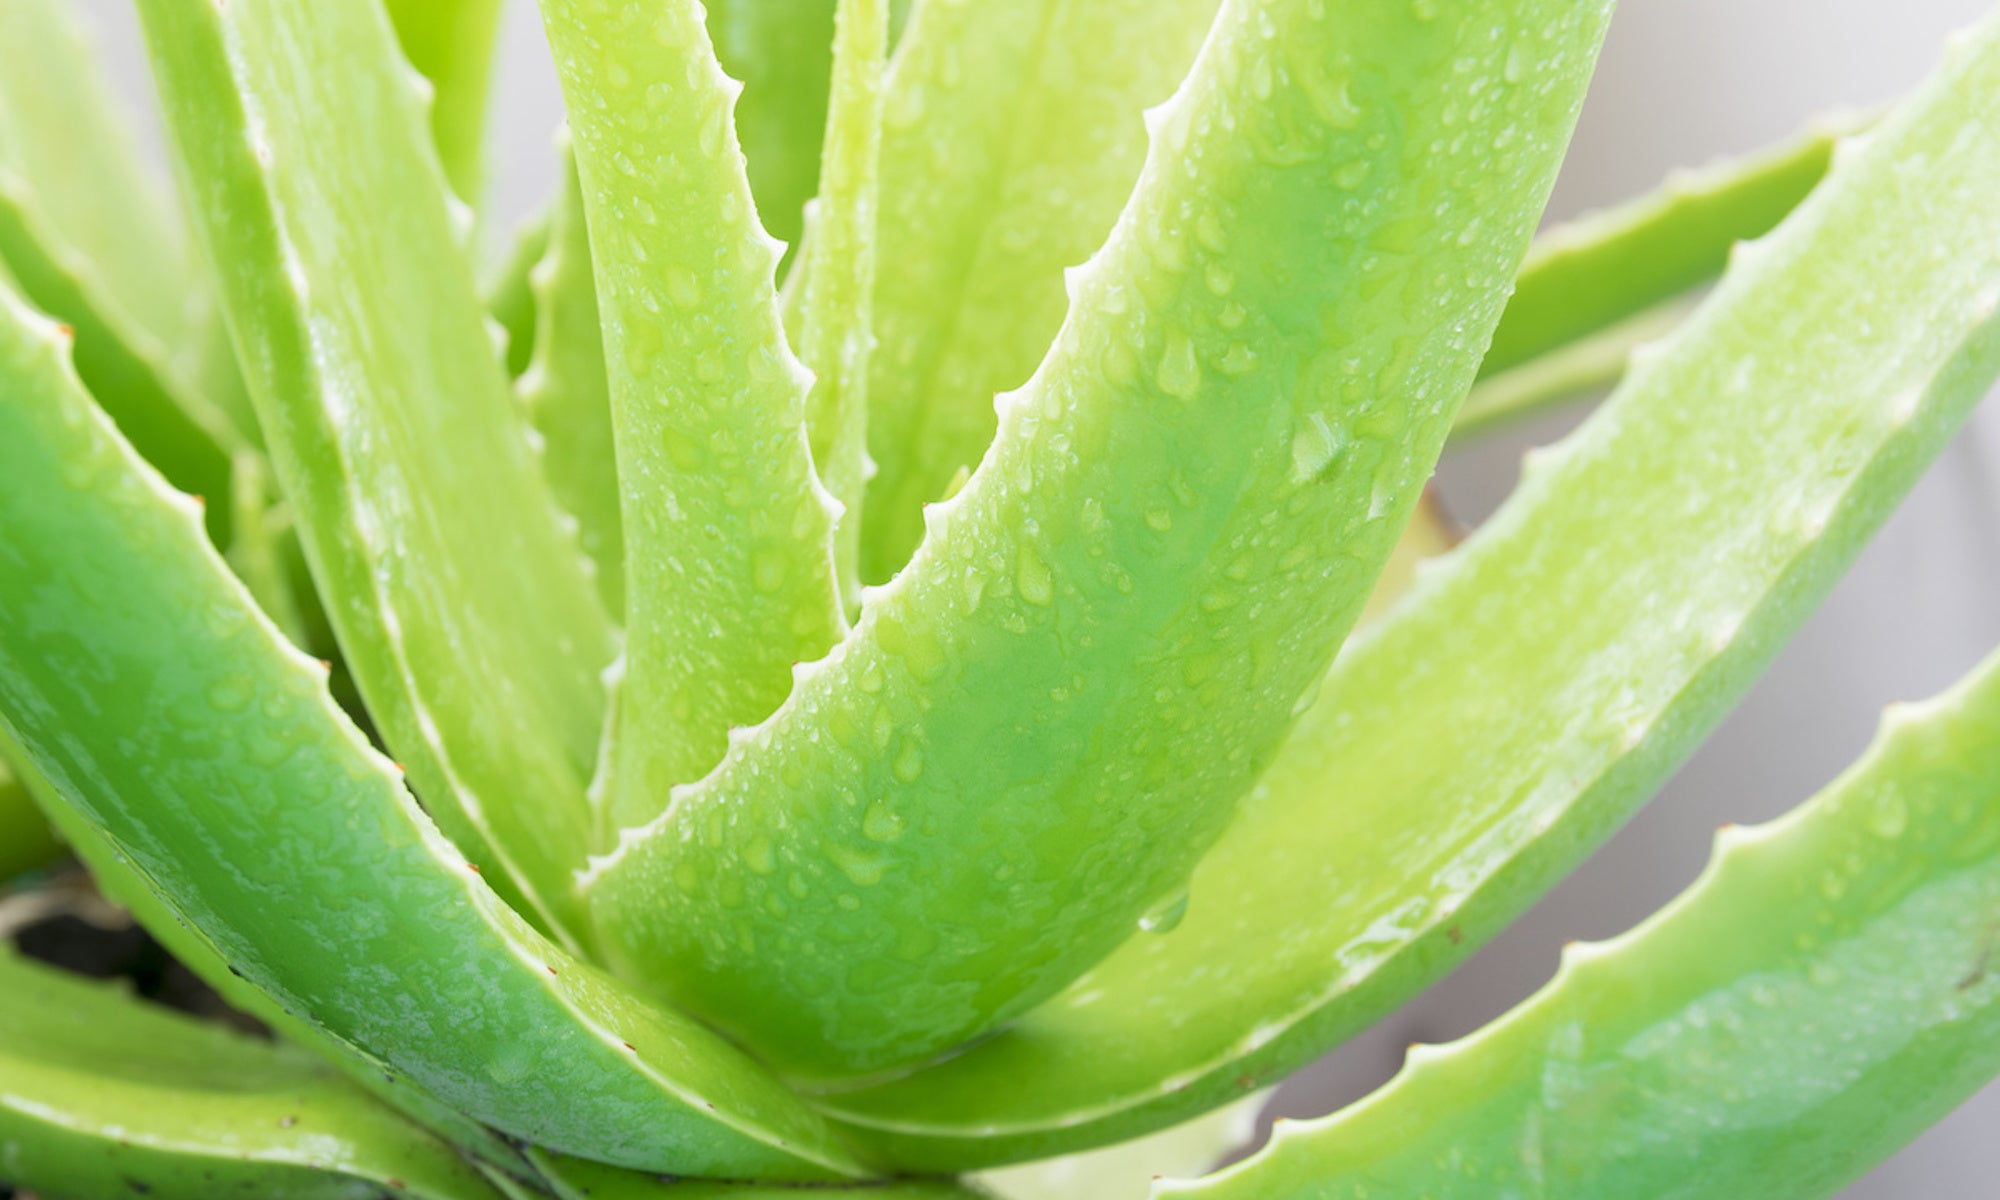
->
588, 0, 1612, 1080
800, 0, 889, 611
534, 1150, 985, 1200
519, 142, 623, 620
854, 0, 1221, 584
815, 20, 2000, 1168
0, 949, 505, 1200
139, 0, 617, 944
536, 0, 848, 827
0, 0, 244, 543
1482, 112, 1855, 381
0, 285, 866, 1180
706, 0, 839, 260
1448, 115, 1855, 441
384, 0, 505, 206
8, 732, 535, 1181
1169, 643, 2000, 1200
0, 0, 199, 356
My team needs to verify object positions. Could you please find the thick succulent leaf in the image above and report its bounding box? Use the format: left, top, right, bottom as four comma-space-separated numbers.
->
139, 0, 617, 942
0, 0, 243, 542
855, 0, 1221, 584
0, 0, 198, 356
706, 0, 838, 257
0, 288, 864, 1179
1481, 112, 1853, 382
0, 949, 504, 1200
1449, 118, 1851, 440
535, 1151, 983, 1199
7, 737, 533, 1180
536, 1152, 980, 1200
800, 0, 889, 609
520, 143, 623, 619
0, 753, 60, 885
537, 0, 848, 825
384, 0, 505, 206
1172, 644, 2000, 1200
590, 0, 1612, 1079
817, 21, 2000, 1168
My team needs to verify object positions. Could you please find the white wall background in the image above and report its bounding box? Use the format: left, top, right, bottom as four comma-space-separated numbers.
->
72, 0, 2000, 1194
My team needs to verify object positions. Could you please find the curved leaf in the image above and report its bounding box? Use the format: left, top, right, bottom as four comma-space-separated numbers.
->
816, 20, 2000, 1167
536, 1151, 982, 1200
536, 0, 848, 828
1447, 117, 1855, 441
855, 0, 1221, 583
8, 734, 534, 1180
139, 0, 616, 943
1481, 112, 1855, 382
0, 949, 503, 1200
590, 0, 1612, 1080
0, 286, 864, 1179
1171, 642, 2000, 1200
0, 0, 242, 543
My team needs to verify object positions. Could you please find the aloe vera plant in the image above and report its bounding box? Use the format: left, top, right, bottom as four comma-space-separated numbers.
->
5, 0, 2000, 1196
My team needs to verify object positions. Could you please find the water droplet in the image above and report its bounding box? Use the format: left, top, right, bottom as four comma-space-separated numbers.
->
1867, 791, 1909, 839
1290, 413, 1345, 482
1139, 889, 1190, 935
1157, 331, 1201, 399
827, 842, 887, 887
1017, 545, 1054, 605
862, 800, 905, 842
207, 675, 253, 712
666, 266, 702, 310
892, 737, 925, 782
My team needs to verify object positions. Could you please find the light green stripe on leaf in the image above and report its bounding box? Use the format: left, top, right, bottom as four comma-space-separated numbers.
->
0, 284, 866, 1179
537, 0, 848, 827
1445, 114, 1854, 441
0, 949, 504, 1200
1171, 644, 2000, 1200
384, 0, 505, 207
520, 141, 623, 620
817, 22, 2000, 1169
855, 0, 1222, 584
590, 0, 1612, 1081
139, 0, 616, 943
1482, 111, 1856, 381
801, 0, 889, 611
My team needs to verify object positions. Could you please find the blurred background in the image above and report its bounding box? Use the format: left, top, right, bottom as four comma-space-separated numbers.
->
70, 0, 2000, 1194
